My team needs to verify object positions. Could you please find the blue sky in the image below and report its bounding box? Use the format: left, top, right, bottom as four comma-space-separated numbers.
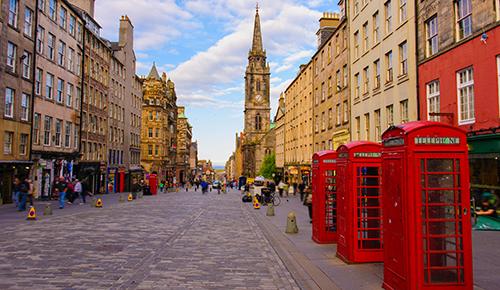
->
95, 0, 338, 166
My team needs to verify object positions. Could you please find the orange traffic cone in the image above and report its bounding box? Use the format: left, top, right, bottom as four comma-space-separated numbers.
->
27, 206, 37, 220
127, 193, 133, 201
253, 197, 260, 209
95, 198, 103, 208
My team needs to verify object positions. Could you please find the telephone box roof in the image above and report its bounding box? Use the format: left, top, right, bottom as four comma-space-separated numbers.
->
313, 150, 336, 158
336, 141, 381, 151
382, 121, 466, 138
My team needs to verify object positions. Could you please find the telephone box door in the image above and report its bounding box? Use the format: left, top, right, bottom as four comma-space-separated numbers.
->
355, 163, 383, 260
383, 152, 408, 288
416, 154, 472, 288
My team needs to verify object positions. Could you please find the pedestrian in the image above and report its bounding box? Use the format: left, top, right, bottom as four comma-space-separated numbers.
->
293, 182, 298, 196
304, 187, 313, 223
288, 183, 294, 197
14, 176, 29, 211
67, 179, 76, 204
12, 176, 21, 207
161, 180, 167, 193
277, 180, 285, 197
201, 180, 208, 194
74, 179, 83, 204
27, 178, 35, 207
299, 182, 306, 201
57, 177, 68, 209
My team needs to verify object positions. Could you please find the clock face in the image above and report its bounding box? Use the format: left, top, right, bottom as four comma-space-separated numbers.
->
255, 94, 263, 103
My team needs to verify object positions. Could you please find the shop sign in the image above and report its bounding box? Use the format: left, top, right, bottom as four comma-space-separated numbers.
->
354, 152, 382, 158
414, 136, 460, 145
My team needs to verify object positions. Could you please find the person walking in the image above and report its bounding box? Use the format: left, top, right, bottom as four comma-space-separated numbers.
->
15, 176, 30, 211
74, 179, 83, 204
27, 178, 35, 207
12, 177, 21, 207
67, 179, 75, 204
304, 187, 313, 223
299, 182, 306, 201
57, 177, 68, 209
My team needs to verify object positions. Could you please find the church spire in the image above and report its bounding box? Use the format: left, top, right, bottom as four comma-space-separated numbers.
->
251, 3, 264, 55
148, 62, 161, 81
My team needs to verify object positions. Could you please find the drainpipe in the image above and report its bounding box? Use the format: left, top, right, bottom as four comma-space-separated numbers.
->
29, 0, 40, 164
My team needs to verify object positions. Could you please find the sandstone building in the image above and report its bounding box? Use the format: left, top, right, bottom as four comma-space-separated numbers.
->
273, 93, 285, 180
312, 9, 350, 153
283, 61, 313, 185
176, 106, 192, 184
105, 15, 143, 192
31, 0, 84, 199
68, 3, 111, 194
349, 0, 418, 142
0, 0, 36, 203
141, 64, 177, 184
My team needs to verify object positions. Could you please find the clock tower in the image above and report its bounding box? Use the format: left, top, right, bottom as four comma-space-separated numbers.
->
244, 5, 271, 142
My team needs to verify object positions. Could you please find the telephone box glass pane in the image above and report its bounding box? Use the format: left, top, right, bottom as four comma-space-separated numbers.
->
420, 158, 464, 285
356, 166, 382, 250
325, 170, 337, 232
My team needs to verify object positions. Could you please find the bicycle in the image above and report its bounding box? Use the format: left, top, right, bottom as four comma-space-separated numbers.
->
264, 191, 281, 206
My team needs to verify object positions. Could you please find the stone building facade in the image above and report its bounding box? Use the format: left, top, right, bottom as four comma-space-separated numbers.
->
176, 106, 192, 184
141, 64, 177, 184
284, 61, 313, 185
189, 141, 198, 179
31, 0, 85, 199
416, 0, 500, 195
312, 9, 350, 153
68, 5, 110, 194
273, 93, 285, 180
349, 0, 418, 142
0, 0, 36, 204
106, 15, 142, 192
241, 6, 274, 177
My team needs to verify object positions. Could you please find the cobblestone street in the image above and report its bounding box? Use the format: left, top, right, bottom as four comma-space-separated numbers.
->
0, 190, 299, 290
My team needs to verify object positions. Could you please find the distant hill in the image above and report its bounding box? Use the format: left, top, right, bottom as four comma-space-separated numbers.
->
213, 165, 224, 170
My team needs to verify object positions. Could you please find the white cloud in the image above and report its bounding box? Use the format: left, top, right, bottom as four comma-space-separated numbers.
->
169, 1, 321, 108
95, 0, 197, 50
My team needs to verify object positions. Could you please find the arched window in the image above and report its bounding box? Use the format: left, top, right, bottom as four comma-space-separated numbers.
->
256, 80, 261, 92
255, 113, 262, 131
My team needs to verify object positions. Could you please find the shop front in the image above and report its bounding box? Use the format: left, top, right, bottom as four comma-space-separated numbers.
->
75, 161, 105, 195
32, 152, 78, 200
0, 162, 31, 205
285, 165, 311, 186
468, 132, 500, 202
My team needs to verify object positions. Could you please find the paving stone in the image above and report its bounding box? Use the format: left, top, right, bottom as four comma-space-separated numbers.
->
0, 190, 298, 289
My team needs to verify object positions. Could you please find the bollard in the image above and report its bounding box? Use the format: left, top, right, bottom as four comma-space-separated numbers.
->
43, 203, 52, 216
119, 194, 125, 203
266, 203, 275, 216
285, 211, 298, 234
90, 196, 97, 207
138, 191, 143, 199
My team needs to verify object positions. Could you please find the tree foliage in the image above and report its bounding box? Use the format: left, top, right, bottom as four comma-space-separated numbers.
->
259, 153, 276, 179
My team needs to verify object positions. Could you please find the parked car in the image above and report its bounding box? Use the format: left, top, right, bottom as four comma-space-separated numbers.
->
212, 180, 221, 189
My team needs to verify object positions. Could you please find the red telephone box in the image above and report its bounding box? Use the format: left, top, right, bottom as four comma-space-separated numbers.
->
312, 150, 338, 244
149, 174, 158, 195
381, 121, 473, 290
336, 141, 383, 263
